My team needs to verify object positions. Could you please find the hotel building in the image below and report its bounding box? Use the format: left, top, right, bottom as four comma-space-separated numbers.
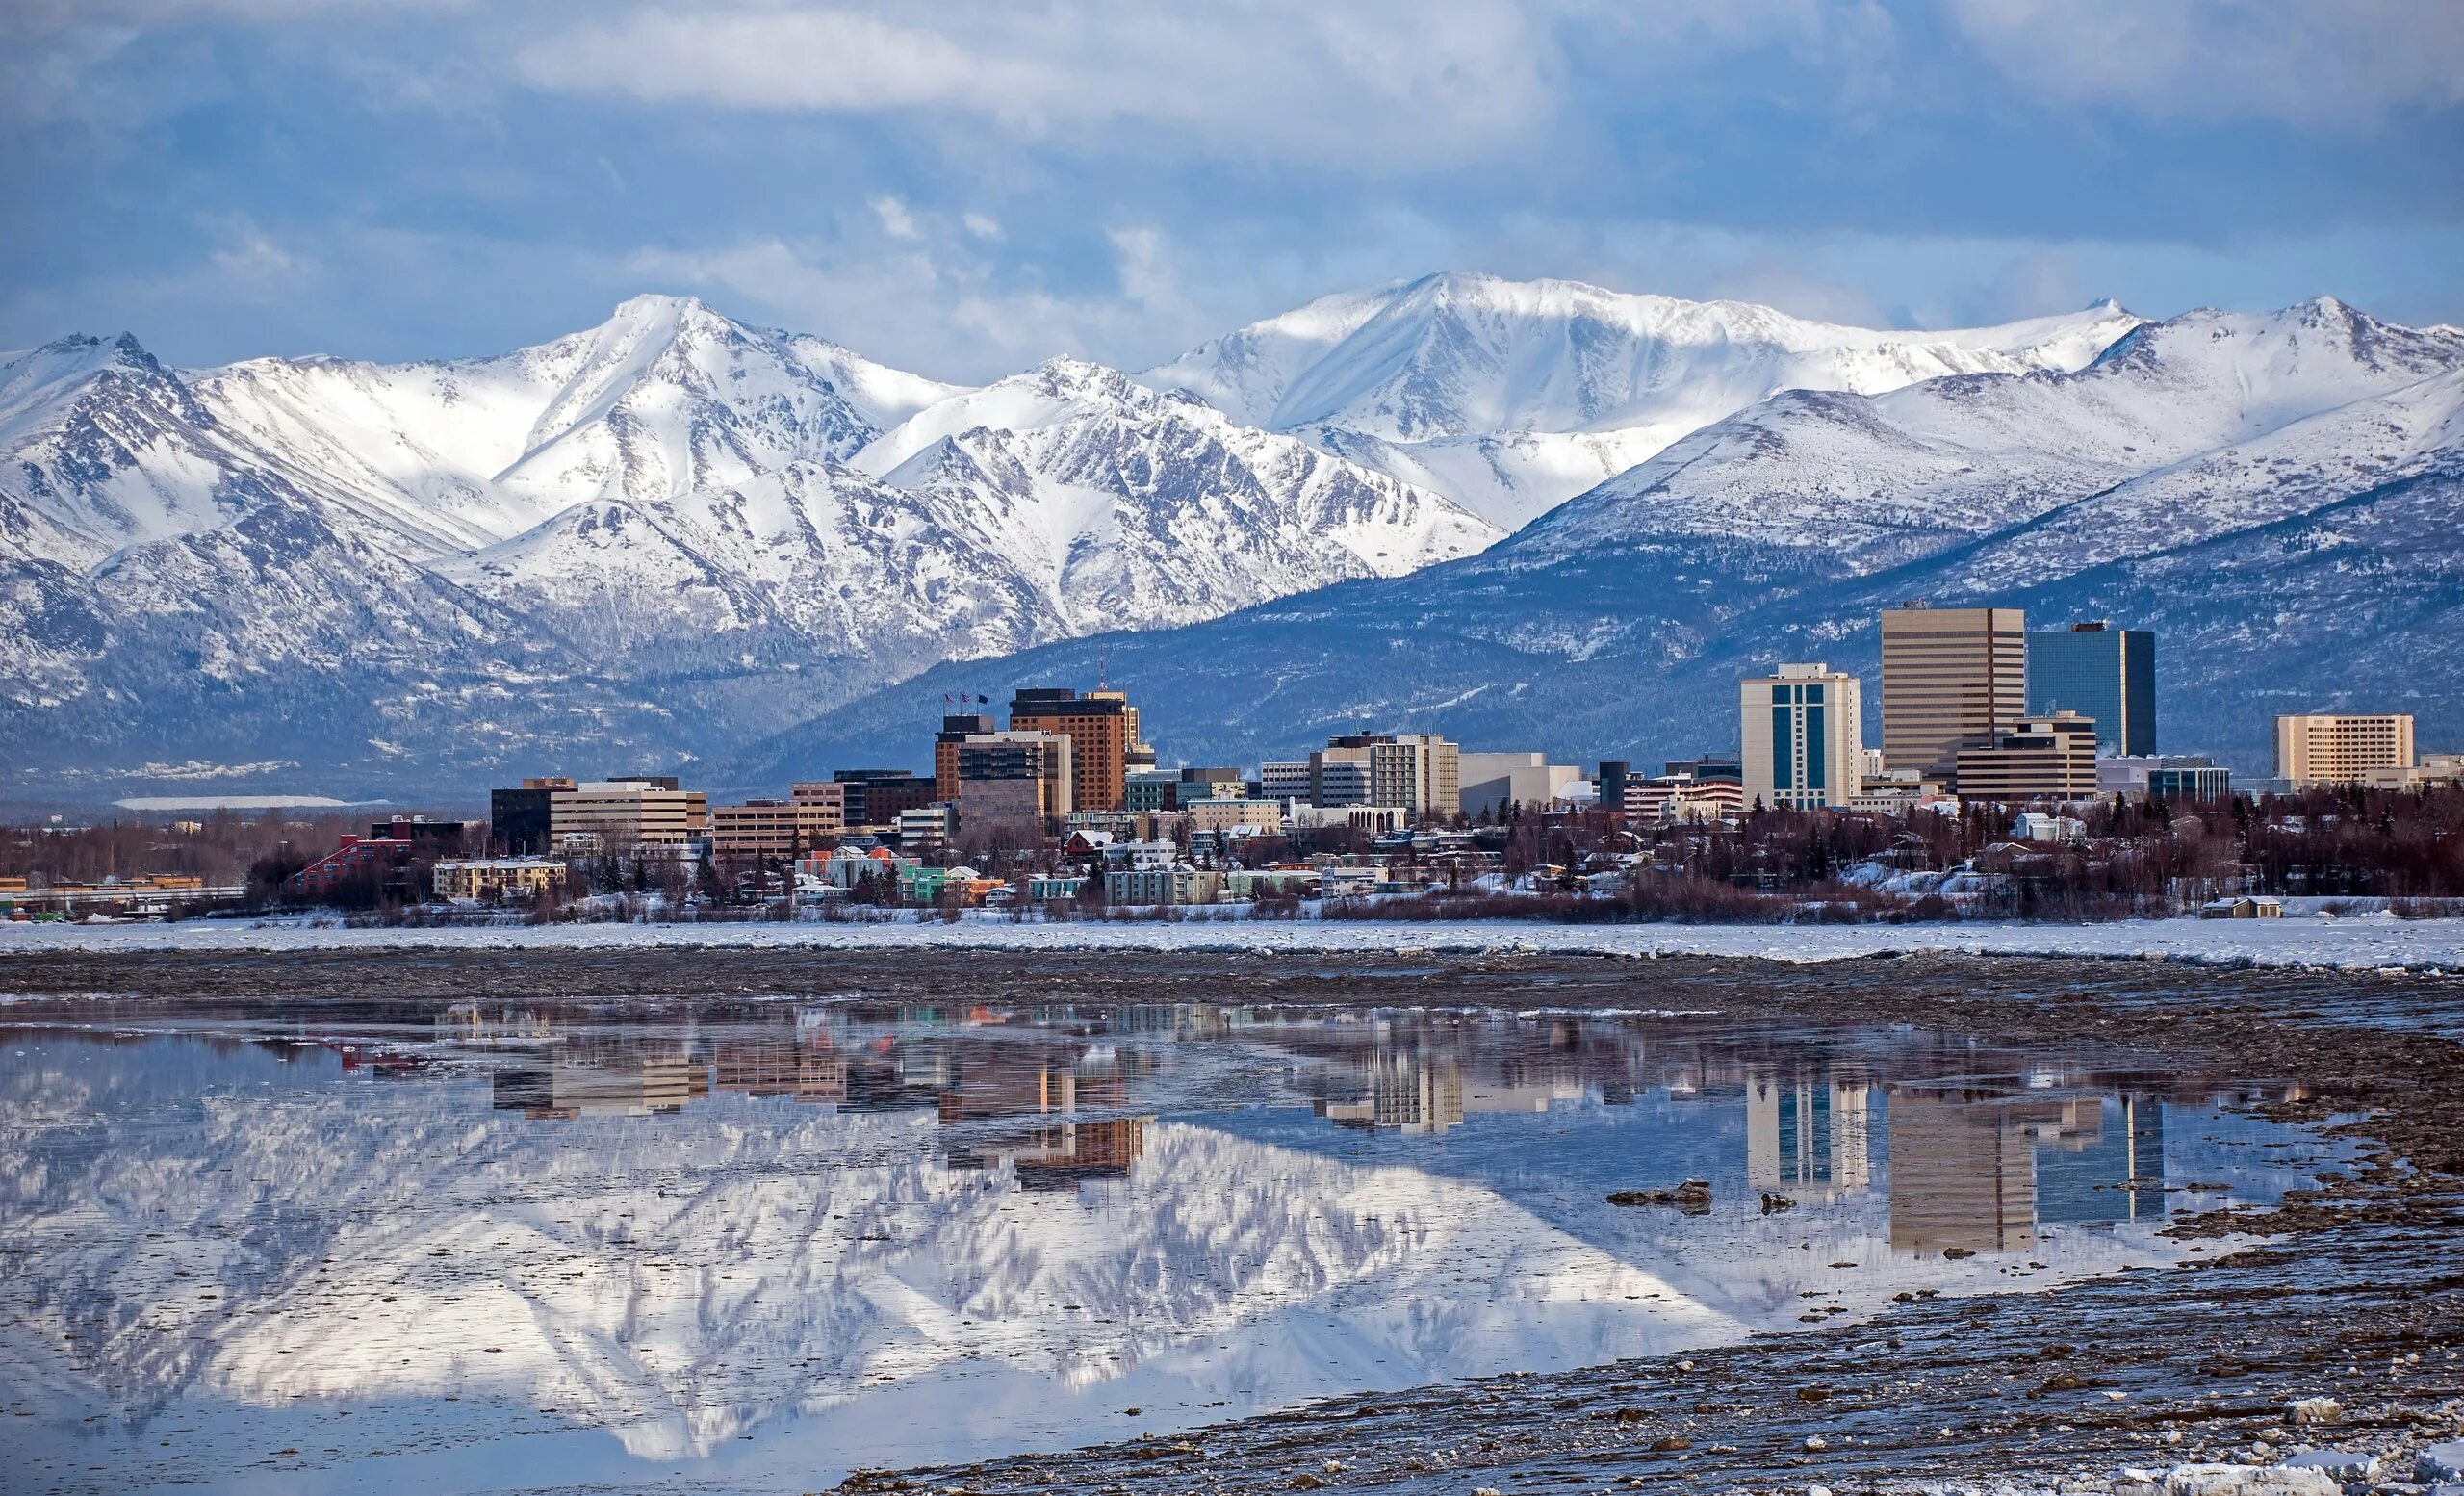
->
2274, 713, 2415, 786
1740, 663, 1864, 811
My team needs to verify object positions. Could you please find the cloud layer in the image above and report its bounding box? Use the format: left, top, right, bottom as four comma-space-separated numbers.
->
2, 0, 2457, 379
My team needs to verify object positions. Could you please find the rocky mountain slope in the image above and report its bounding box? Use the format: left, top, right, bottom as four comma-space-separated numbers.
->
0, 299, 1492, 799
1142, 271, 2144, 529
747, 297, 2464, 783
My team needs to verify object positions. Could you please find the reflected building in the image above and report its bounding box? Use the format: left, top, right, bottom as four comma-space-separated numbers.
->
711, 1036, 849, 1105
1320, 1051, 1466, 1135
492, 1042, 710, 1119
1747, 1070, 1875, 1201
938, 1054, 1150, 1189
2035, 1094, 2165, 1225
1887, 1087, 2167, 1254
1887, 1089, 2038, 1254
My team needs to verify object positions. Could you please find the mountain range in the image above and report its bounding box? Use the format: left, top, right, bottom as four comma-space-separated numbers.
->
3, 275, 2457, 803
747, 296, 2464, 785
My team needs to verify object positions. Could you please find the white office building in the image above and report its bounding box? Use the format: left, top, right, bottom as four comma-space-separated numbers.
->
1741, 663, 1865, 812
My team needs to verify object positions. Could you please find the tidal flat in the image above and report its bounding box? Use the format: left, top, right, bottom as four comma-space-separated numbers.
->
0, 949, 2458, 1495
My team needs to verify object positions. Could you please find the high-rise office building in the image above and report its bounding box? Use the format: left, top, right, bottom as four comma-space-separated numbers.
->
952, 730, 1075, 824
2026, 621, 2155, 757
1881, 604, 2027, 775
1740, 663, 1864, 811
2274, 713, 2415, 786
932, 714, 999, 802
1008, 688, 1142, 812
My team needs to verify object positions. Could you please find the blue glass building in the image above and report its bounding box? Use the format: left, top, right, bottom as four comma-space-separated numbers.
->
2025, 622, 2155, 758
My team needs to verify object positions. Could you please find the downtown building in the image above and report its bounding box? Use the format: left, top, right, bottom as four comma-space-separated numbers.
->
1951, 712, 2099, 804
952, 730, 1076, 826
1007, 687, 1152, 813
1880, 604, 2027, 776
2026, 621, 2155, 758
708, 783, 848, 859
1307, 734, 1461, 821
547, 777, 709, 854
2274, 713, 2415, 787
1740, 663, 1864, 811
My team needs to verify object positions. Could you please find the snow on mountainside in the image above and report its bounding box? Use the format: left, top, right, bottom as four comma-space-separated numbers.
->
747, 297, 2464, 785
1144, 272, 2144, 528
1516, 296, 2464, 572
0, 297, 1492, 793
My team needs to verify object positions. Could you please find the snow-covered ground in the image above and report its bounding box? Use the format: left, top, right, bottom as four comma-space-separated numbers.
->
7, 913, 2463, 972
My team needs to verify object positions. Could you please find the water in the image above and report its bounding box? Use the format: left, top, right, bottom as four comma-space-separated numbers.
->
0, 995, 2347, 1494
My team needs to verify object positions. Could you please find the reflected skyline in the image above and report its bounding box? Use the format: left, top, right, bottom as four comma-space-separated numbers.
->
0, 995, 2344, 1496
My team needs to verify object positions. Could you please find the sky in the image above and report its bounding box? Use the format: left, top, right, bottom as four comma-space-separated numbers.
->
2, 0, 2459, 383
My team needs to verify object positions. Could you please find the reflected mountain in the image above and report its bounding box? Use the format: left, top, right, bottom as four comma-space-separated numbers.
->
0, 1001, 2346, 1493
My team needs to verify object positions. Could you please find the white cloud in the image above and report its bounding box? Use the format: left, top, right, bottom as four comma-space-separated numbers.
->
622, 215, 1221, 381
517, 0, 1573, 170
961, 213, 1002, 242
870, 195, 919, 241
1943, 0, 2464, 128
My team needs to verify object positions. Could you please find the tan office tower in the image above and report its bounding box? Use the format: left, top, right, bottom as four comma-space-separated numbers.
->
1880, 604, 2026, 775
2275, 713, 2414, 786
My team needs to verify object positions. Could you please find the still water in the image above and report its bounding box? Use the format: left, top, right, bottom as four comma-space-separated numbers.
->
0, 996, 2344, 1493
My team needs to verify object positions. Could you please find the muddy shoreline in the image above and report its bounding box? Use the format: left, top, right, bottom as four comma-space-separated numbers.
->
5, 947, 2462, 1493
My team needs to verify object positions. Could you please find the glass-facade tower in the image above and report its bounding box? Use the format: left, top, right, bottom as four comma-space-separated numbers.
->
2025, 622, 2154, 758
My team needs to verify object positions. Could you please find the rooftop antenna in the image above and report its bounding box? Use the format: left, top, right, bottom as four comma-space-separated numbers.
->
1097, 642, 1107, 691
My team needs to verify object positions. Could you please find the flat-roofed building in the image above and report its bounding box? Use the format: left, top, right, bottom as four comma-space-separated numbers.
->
932, 714, 999, 801
550, 778, 708, 851
953, 730, 1075, 825
1310, 733, 1459, 820
1008, 687, 1144, 812
2275, 713, 2414, 786
1740, 663, 1864, 811
1952, 711, 2098, 804
490, 775, 573, 855
710, 783, 846, 858
2026, 621, 2155, 757
832, 769, 932, 829
1456, 751, 1583, 817
1882, 604, 2026, 775
434, 858, 567, 901
1183, 797, 1284, 836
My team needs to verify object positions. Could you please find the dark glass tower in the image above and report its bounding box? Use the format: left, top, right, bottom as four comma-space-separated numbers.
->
2025, 622, 2155, 757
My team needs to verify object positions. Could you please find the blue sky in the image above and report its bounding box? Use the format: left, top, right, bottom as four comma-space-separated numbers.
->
3, 0, 2458, 382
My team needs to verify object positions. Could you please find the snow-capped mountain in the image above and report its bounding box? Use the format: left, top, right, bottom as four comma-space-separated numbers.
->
0, 298, 1491, 795
1144, 272, 2144, 529
748, 297, 2464, 782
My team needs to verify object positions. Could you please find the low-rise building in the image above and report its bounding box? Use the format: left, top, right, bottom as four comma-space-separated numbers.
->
1182, 797, 1284, 836
2147, 758, 2233, 801
551, 777, 708, 852
897, 803, 957, 848
1456, 751, 1584, 817
291, 835, 415, 898
433, 858, 567, 901
1023, 874, 1089, 901
710, 783, 847, 858
1104, 864, 1222, 905
1952, 712, 2098, 804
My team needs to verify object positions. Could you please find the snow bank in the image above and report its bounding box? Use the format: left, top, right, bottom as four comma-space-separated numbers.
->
4, 914, 2463, 972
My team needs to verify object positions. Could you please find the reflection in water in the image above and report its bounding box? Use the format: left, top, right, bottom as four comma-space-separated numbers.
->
0, 997, 2342, 1496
